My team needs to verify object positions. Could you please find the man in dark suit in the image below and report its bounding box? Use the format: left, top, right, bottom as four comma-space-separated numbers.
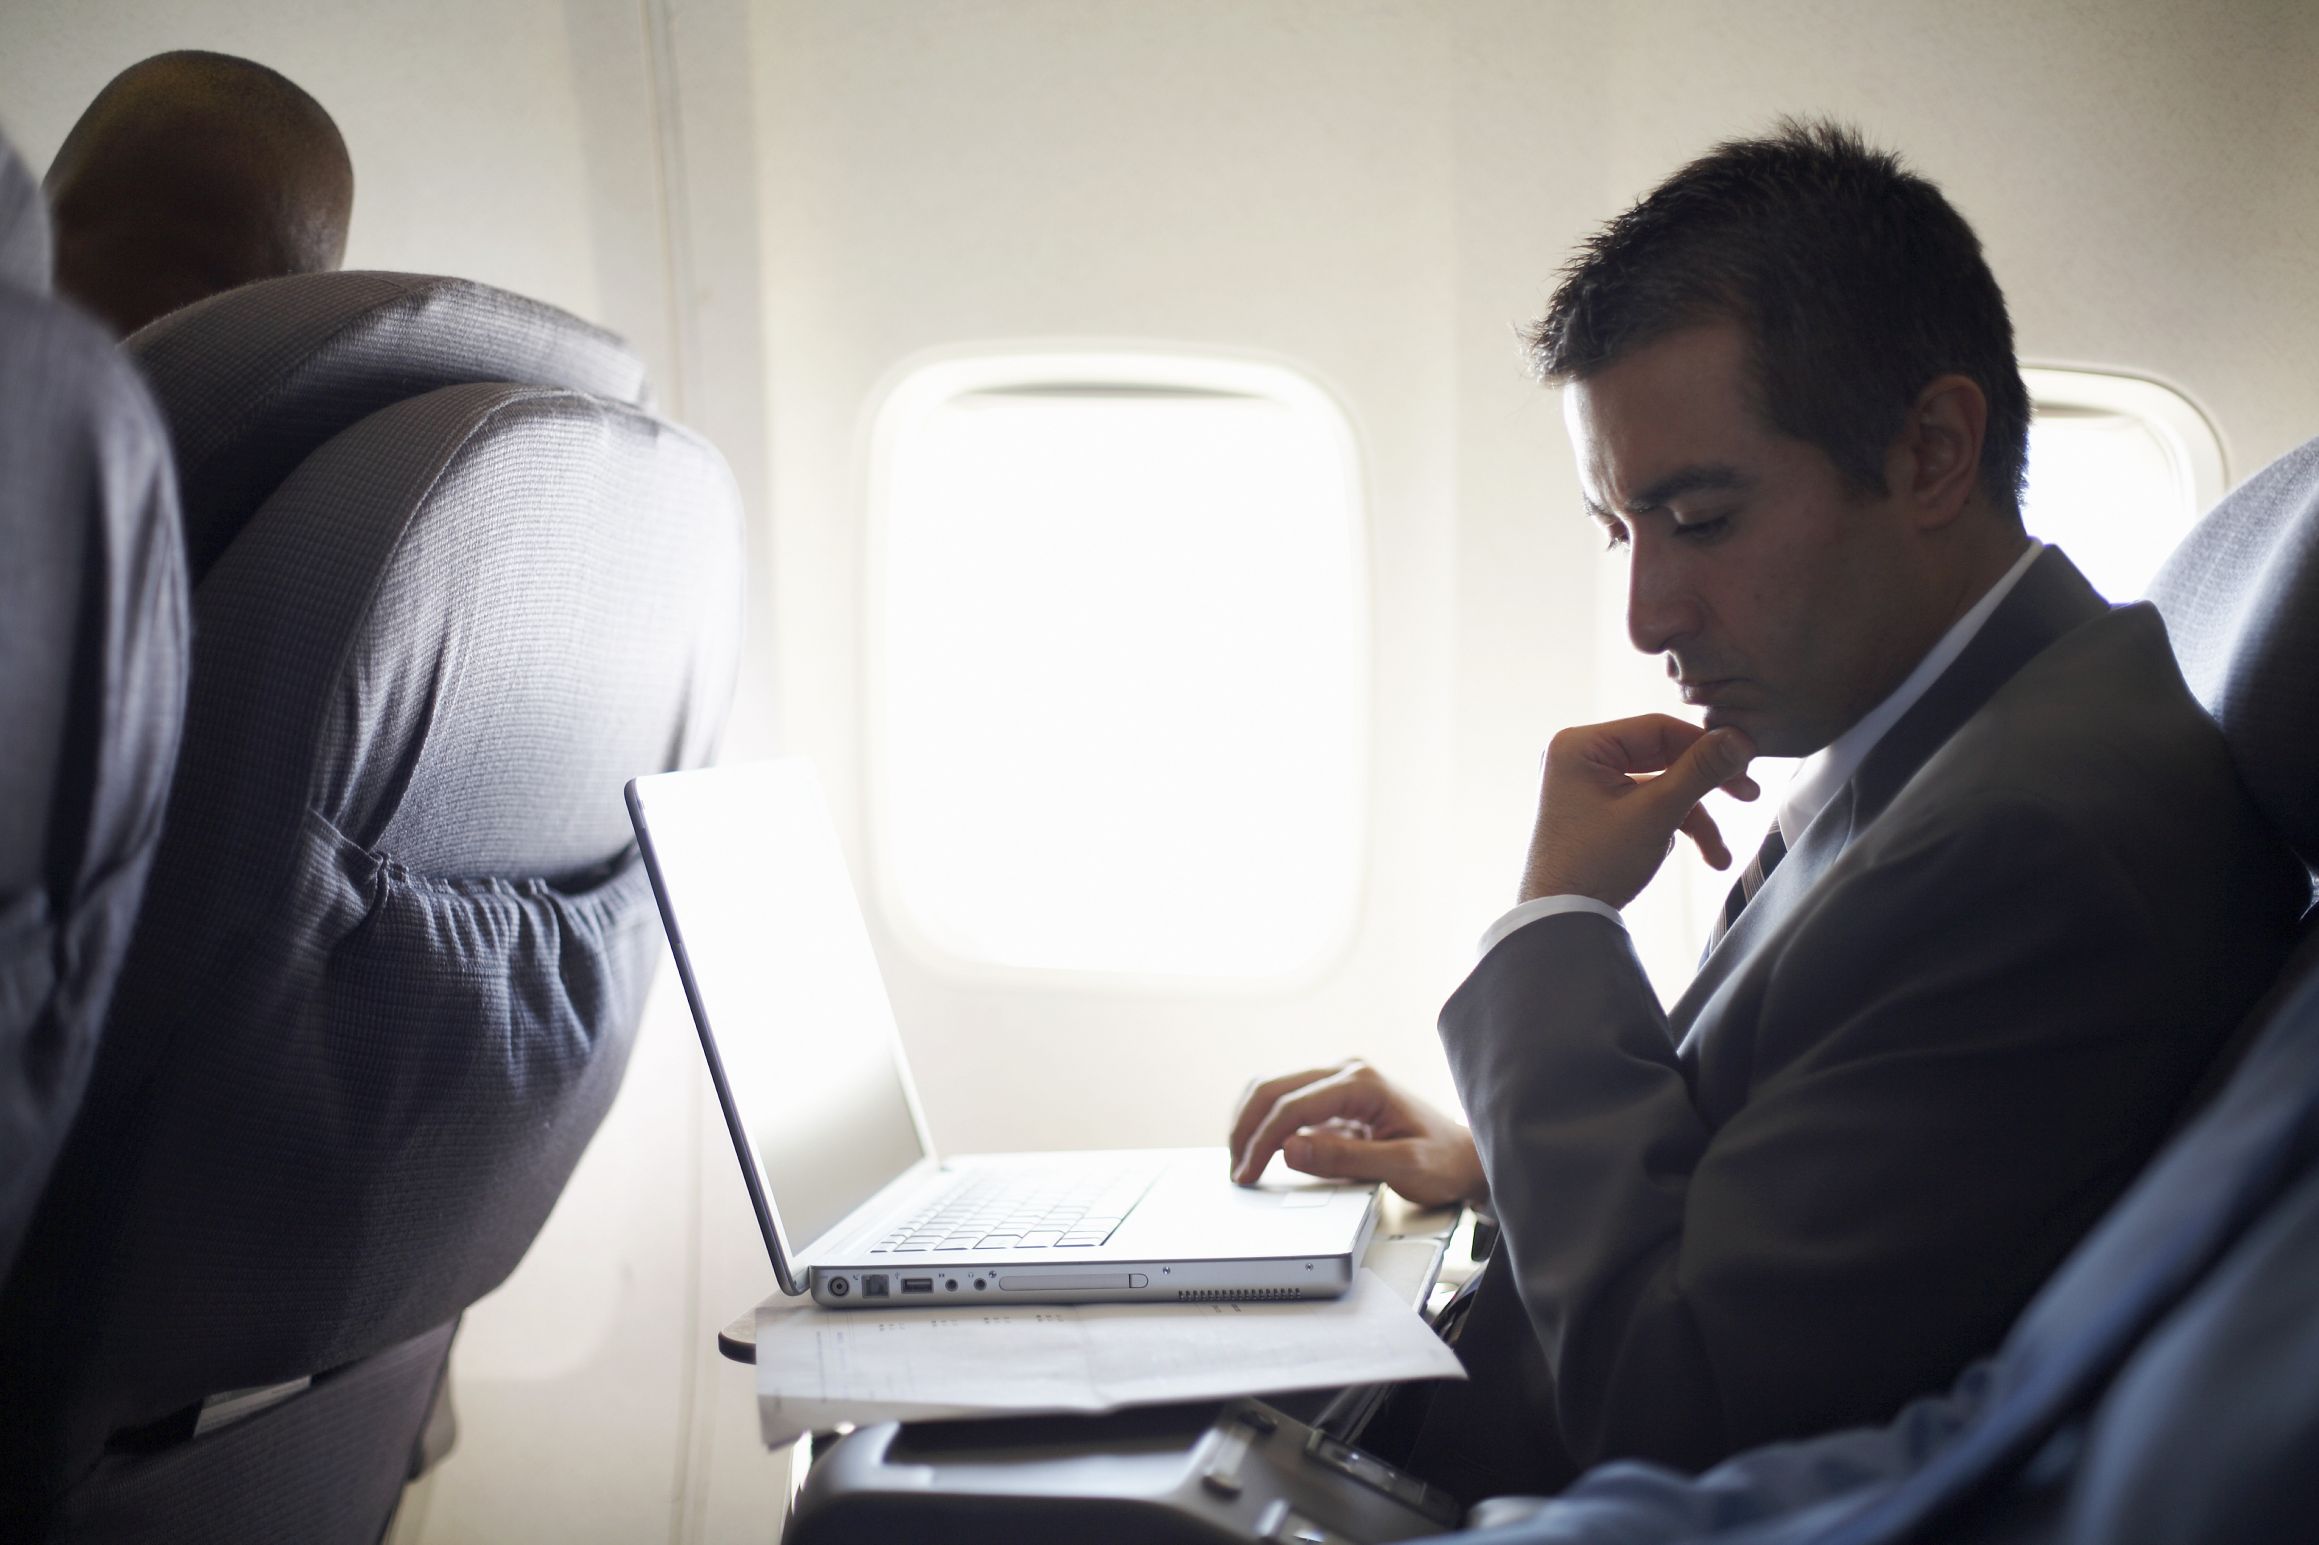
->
1459, 913, 2319, 1544
1229, 120, 2307, 1497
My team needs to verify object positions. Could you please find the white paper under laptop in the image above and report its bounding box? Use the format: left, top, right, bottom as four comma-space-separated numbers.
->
753, 1267, 1466, 1447
627, 759, 1380, 1308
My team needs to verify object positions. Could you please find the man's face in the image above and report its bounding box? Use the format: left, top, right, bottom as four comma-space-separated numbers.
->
1565, 321, 1936, 758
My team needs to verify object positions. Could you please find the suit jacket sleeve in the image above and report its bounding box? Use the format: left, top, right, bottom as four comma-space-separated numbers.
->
1450, 1362, 1997, 1545
1440, 790, 2190, 1475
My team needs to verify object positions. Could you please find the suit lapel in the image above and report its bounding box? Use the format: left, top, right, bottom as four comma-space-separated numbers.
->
1674, 547, 2110, 1035
1846, 548, 2108, 830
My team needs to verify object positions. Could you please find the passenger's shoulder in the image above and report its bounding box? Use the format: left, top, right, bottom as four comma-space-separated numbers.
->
0, 279, 113, 367
1901, 603, 2296, 917
1953, 602, 2231, 796
0, 281, 170, 471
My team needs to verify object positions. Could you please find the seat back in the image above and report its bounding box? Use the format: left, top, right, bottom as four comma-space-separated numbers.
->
0, 136, 187, 1282
2056, 929, 2319, 1540
2148, 433, 2319, 887
0, 272, 742, 1529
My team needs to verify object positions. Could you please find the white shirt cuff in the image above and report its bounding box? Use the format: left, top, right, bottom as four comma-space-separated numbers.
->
1477, 895, 1625, 959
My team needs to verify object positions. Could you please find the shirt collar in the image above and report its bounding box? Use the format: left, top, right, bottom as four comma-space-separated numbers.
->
1778, 540, 2046, 848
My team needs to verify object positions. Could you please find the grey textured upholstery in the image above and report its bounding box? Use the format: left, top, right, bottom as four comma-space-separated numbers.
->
2149, 434, 2319, 877
126, 270, 650, 580
0, 131, 188, 1283
0, 132, 51, 290
52, 1324, 457, 1545
0, 272, 741, 1541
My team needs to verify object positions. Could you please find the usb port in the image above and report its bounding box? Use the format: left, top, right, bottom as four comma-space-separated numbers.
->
901, 1277, 935, 1294
862, 1274, 889, 1298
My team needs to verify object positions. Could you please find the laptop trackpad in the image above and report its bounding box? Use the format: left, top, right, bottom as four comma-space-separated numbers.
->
1108, 1154, 1372, 1255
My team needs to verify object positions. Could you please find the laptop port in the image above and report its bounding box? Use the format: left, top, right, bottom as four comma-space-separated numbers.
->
827, 1276, 849, 1297
901, 1278, 934, 1294
863, 1274, 889, 1298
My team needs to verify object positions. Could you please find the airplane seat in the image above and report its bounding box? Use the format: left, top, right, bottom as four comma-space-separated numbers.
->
2136, 433, 2319, 1121
0, 138, 188, 1283
0, 271, 744, 1544
126, 270, 651, 584
2146, 432, 2319, 892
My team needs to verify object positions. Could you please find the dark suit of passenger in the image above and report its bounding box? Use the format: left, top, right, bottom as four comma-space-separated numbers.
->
0, 136, 187, 1283
1408, 548, 2306, 1497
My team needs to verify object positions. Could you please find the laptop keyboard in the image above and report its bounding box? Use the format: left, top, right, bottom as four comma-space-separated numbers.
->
869, 1160, 1164, 1253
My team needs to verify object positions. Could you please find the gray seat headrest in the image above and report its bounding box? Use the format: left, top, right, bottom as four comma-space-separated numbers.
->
0, 131, 51, 293
126, 271, 648, 579
2149, 435, 2319, 871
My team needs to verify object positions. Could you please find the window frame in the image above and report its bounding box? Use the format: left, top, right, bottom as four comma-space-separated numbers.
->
2021, 364, 2227, 517
859, 343, 1374, 993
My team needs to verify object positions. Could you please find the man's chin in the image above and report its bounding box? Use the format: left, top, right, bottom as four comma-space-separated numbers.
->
1702, 706, 1809, 758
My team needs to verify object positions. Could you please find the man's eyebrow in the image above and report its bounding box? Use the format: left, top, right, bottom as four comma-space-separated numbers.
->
1604, 463, 1753, 516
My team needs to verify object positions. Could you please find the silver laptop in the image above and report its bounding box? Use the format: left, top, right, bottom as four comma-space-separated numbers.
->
627, 759, 1380, 1308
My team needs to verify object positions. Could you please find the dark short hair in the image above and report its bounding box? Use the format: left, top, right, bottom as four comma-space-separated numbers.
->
49, 50, 352, 275
1527, 118, 2029, 520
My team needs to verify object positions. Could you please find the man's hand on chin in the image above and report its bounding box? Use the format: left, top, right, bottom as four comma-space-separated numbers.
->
1522, 715, 1760, 907
1227, 1059, 1488, 1210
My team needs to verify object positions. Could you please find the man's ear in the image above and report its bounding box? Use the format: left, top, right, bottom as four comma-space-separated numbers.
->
1893, 374, 1988, 530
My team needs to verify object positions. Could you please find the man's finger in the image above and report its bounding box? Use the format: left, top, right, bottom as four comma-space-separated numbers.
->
1285, 1128, 1420, 1187
1637, 726, 1756, 826
1233, 1072, 1373, 1184
1287, 1131, 1470, 1209
1678, 802, 1732, 869
1574, 713, 1711, 776
1228, 1064, 1349, 1163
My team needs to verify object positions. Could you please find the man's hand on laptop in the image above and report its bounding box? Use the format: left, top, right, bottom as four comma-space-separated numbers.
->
1228, 1059, 1488, 1209
1522, 715, 1759, 907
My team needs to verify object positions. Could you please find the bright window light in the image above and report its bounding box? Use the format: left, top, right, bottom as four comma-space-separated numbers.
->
869, 352, 1367, 982
2020, 367, 2223, 602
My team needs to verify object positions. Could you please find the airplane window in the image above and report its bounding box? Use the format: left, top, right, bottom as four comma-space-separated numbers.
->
2020, 367, 2224, 602
868, 351, 1367, 981
1610, 368, 2224, 1004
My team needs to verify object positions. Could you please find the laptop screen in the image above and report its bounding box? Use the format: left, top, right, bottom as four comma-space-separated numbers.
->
630, 761, 930, 1262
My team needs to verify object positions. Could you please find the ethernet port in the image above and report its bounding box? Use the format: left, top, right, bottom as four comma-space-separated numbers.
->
863, 1274, 889, 1298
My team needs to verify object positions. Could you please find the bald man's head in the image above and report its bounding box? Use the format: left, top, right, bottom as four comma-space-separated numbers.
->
45, 50, 352, 337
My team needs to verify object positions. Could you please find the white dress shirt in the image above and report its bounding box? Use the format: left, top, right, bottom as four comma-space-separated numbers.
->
1478, 540, 2047, 960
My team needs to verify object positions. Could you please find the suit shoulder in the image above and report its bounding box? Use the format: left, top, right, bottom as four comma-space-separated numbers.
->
1934, 605, 2237, 811
1891, 604, 2300, 922
0, 283, 173, 497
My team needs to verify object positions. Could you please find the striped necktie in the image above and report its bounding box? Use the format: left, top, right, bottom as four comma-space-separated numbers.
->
1704, 822, 1788, 959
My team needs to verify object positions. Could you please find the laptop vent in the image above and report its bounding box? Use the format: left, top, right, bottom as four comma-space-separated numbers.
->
1173, 1287, 1303, 1302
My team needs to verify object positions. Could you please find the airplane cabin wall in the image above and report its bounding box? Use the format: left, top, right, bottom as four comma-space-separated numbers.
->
3, 3, 2316, 1542
754, 0, 2319, 1162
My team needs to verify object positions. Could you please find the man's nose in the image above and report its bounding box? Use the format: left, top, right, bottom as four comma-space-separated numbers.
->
1625, 548, 1696, 657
